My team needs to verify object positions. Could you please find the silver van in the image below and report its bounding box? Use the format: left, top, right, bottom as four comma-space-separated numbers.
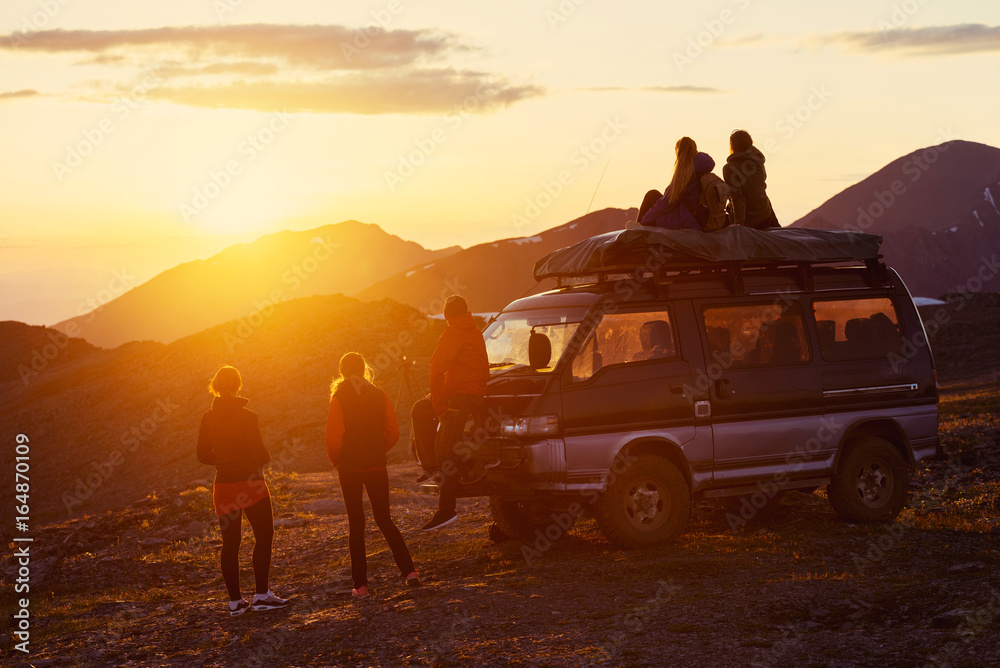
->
454, 227, 940, 547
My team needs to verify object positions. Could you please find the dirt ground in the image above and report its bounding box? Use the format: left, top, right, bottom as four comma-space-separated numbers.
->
4, 380, 999, 667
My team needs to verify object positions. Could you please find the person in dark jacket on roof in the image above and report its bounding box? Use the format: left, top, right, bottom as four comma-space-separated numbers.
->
197, 365, 288, 616
421, 295, 489, 531
326, 352, 419, 599
638, 136, 716, 230
723, 129, 779, 229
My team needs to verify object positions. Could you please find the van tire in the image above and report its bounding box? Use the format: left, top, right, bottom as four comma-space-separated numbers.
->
828, 437, 908, 523
489, 497, 571, 541
595, 454, 690, 547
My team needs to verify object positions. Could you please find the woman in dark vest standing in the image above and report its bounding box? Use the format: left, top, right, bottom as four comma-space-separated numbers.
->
197, 365, 288, 616
326, 352, 419, 599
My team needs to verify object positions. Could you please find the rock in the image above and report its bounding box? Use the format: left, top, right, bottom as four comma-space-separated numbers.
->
932, 610, 963, 629
304, 499, 345, 515
946, 563, 984, 573
840, 621, 854, 631
810, 608, 830, 618
274, 517, 308, 528
139, 537, 169, 548
185, 521, 205, 534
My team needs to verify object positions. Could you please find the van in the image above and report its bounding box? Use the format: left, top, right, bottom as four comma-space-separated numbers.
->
451, 227, 940, 547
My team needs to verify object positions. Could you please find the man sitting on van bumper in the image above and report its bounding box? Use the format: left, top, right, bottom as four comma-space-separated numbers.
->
421, 295, 489, 532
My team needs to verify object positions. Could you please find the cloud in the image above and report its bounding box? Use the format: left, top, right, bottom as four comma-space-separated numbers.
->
0, 24, 459, 70
0, 89, 39, 101
0, 24, 541, 115
579, 85, 721, 94
148, 72, 543, 115
641, 85, 721, 94
824, 23, 1000, 56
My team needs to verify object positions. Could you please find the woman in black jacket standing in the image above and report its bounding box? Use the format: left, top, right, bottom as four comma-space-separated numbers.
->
197, 365, 288, 616
325, 352, 418, 599
723, 129, 779, 229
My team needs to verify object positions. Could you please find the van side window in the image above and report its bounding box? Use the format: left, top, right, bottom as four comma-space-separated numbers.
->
812, 298, 902, 361
702, 302, 811, 367
571, 310, 675, 381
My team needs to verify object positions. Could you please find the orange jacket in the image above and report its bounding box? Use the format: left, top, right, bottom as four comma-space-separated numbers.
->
325, 387, 399, 471
429, 312, 489, 415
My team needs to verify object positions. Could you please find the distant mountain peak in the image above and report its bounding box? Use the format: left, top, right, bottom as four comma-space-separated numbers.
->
792, 139, 1000, 298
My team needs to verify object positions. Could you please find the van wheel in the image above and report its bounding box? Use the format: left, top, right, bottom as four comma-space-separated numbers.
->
594, 454, 690, 547
489, 497, 568, 541
828, 437, 909, 523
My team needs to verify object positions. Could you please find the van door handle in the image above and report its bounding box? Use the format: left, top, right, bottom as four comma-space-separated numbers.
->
715, 379, 731, 398
669, 383, 686, 394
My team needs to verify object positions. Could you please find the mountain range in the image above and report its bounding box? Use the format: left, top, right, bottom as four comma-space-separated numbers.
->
792, 140, 1000, 298
4, 139, 1000, 523
52, 221, 459, 348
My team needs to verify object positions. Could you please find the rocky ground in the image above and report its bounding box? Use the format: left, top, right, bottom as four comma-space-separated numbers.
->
3, 380, 999, 667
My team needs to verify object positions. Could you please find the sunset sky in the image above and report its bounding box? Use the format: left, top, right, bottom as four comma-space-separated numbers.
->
1, 0, 999, 324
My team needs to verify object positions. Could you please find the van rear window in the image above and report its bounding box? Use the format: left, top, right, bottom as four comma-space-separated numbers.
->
702, 302, 811, 367
812, 297, 902, 361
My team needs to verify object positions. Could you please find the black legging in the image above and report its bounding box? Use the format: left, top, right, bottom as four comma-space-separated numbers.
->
637, 189, 663, 225
338, 468, 414, 589
219, 496, 274, 601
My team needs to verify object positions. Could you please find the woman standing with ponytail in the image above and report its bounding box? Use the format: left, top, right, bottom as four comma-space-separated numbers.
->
325, 352, 419, 599
197, 365, 288, 616
637, 136, 716, 229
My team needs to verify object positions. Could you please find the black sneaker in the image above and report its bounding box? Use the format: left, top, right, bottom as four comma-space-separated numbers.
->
228, 599, 251, 617
420, 511, 458, 531
416, 470, 439, 483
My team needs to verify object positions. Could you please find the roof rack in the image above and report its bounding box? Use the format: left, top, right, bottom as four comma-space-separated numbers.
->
534, 227, 884, 283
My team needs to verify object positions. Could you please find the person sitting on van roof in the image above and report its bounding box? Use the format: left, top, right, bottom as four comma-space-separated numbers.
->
636, 137, 716, 230
722, 130, 778, 229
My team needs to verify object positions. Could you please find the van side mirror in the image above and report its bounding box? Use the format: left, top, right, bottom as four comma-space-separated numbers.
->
529, 331, 552, 369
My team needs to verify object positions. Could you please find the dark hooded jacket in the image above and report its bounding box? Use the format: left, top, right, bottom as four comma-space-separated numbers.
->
640, 152, 716, 230
197, 396, 270, 483
723, 146, 778, 228
429, 311, 489, 415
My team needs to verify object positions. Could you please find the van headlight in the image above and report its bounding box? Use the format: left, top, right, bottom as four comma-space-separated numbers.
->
500, 415, 560, 437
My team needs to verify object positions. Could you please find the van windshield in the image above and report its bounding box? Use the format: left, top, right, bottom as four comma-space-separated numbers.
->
483, 307, 589, 374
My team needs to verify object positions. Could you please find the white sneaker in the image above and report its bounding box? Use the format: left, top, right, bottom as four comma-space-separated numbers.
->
252, 590, 290, 611
229, 599, 251, 616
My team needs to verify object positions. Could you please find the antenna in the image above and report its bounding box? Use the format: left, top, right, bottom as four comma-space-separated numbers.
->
586, 154, 613, 214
